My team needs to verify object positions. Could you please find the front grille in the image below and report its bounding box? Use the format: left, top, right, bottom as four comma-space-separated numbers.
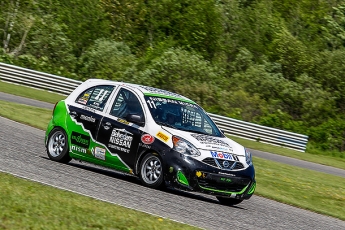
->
202, 158, 244, 170
197, 173, 251, 193
202, 158, 218, 167
233, 162, 244, 169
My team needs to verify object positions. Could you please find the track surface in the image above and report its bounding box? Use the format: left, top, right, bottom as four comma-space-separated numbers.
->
1, 93, 345, 229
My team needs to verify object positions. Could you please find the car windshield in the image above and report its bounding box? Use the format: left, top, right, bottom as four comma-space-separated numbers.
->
144, 96, 224, 137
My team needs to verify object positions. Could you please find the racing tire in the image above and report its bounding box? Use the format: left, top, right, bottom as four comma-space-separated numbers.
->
139, 153, 164, 189
216, 196, 244, 206
46, 128, 72, 163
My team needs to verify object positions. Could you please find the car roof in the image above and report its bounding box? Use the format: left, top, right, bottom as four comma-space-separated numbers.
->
85, 78, 196, 104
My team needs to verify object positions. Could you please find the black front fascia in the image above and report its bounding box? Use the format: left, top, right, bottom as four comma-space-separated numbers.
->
97, 116, 143, 169
68, 105, 102, 140
162, 150, 255, 197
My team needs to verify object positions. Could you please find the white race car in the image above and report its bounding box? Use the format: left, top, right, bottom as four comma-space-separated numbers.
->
45, 79, 256, 205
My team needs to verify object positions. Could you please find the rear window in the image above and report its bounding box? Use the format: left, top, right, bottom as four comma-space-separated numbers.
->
76, 85, 114, 111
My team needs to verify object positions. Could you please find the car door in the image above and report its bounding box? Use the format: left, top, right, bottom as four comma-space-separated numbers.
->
97, 87, 145, 169
67, 85, 115, 157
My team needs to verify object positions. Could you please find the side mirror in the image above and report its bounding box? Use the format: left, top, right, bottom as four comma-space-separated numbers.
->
126, 114, 145, 126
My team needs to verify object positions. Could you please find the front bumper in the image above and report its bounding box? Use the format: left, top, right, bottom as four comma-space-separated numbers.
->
163, 150, 256, 199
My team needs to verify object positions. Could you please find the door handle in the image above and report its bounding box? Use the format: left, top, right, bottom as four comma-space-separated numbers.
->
103, 122, 112, 130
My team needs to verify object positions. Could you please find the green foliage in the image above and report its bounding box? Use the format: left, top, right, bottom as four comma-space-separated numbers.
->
1, 0, 345, 152
133, 47, 225, 90
312, 48, 345, 113
270, 28, 313, 80
322, 3, 345, 49
79, 38, 135, 81
49, 0, 111, 57
101, 0, 223, 59
308, 117, 345, 152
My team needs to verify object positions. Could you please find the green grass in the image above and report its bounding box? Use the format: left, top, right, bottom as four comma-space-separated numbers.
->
0, 172, 200, 230
254, 157, 345, 220
0, 81, 66, 103
0, 100, 52, 130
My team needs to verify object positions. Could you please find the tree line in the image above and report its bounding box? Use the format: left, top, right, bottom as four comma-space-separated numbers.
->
1, 0, 345, 154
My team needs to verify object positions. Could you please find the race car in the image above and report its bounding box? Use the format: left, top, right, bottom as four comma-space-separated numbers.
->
45, 79, 256, 205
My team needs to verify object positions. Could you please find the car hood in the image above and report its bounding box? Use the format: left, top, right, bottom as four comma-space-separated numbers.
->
162, 127, 245, 156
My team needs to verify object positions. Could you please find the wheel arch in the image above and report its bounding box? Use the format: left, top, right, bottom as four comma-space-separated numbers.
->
134, 148, 163, 175
46, 125, 69, 148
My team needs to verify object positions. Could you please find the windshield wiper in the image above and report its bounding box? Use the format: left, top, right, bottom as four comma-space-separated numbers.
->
182, 128, 207, 135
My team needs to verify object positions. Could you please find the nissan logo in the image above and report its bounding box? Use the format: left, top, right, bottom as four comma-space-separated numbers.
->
223, 160, 230, 168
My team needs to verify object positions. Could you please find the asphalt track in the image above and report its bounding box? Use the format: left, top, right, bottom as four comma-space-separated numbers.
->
1, 92, 345, 229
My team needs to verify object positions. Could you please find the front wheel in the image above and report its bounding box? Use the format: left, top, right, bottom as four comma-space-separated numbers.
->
139, 153, 164, 189
216, 196, 243, 206
46, 128, 71, 163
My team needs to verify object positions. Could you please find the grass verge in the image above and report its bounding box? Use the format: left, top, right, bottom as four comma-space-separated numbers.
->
254, 157, 345, 220
0, 81, 66, 103
0, 172, 199, 230
0, 100, 52, 130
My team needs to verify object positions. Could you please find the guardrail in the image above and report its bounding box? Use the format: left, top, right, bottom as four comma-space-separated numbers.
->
0, 62, 80, 95
0, 62, 308, 152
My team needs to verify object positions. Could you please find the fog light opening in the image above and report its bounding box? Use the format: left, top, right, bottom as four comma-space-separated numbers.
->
177, 171, 189, 186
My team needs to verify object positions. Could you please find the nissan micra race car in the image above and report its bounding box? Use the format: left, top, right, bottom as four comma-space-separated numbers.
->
45, 79, 256, 205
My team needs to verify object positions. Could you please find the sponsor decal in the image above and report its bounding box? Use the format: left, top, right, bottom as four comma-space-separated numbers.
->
71, 145, 87, 154
77, 98, 87, 105
191, 134, 230, 148
94, 147, 106, 160
220, 177, 232, 183
218, 172, 236, 176
108, 144, 130, 153
141, 86, 183, 98
80, 114, 96, 123
206, 145, 232, 152
71, 132, 90, 148
141, 134, 154, 144
82, 106, 96, 113
210, 151, 234, 160
156, 131, 169, 142
139, 143, 151, 149
147, 97, 196, 108
109, 128, 133, 151
117, 118, 129, 125
77, 93, 90, 105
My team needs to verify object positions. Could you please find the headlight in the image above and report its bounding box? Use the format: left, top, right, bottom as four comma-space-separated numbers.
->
172, 136, 201, 156
245, 148, 252, 166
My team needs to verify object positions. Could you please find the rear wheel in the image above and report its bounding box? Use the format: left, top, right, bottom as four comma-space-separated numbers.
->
139, 153, 164, 189
46, 128, 71, 163
216, 196, 243, 206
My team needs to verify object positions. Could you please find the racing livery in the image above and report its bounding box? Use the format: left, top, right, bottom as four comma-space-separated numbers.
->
45, 79, 256, 205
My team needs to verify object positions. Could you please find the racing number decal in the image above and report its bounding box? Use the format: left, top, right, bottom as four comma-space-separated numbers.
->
95, 89, 108, 101
146, 100, 157, 109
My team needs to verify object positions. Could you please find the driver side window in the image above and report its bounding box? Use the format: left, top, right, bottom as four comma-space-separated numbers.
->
110, 88, 144, 119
